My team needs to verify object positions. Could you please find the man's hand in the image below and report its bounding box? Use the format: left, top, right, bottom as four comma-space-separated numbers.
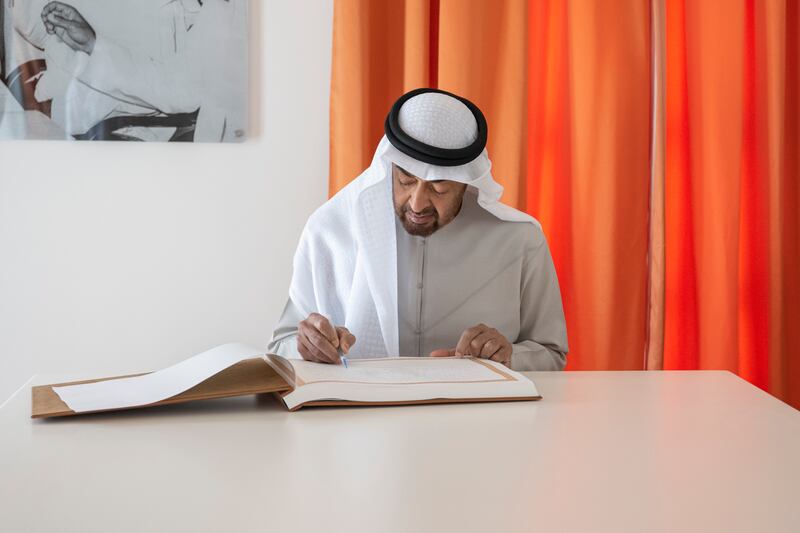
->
297, 312, 356, 364
430, 323, 512, 366
41, 2, 96, 55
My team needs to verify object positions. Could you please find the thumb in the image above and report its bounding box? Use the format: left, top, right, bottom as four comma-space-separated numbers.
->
430, 348, 456, 358
337, 328, 356, 354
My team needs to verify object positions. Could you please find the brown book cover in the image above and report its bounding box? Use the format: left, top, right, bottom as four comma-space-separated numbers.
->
32, 349, 541, 419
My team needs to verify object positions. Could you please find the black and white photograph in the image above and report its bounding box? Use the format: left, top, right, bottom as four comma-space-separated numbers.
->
0, 0, 248, 142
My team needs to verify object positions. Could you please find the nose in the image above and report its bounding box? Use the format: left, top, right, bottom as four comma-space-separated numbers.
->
409, 184, 432, 213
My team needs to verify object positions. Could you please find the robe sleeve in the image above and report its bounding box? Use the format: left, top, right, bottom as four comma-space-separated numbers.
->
267, 223, 327, 361
510, 238, 569, 371
267, 298, 304, 360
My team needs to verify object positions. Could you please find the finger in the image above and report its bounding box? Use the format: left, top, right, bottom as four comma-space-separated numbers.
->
489, 346, 513, 366
297, 334, 319, 362
49, 14, 81, 32
297, 334, 313, 361
430, 349, 456, 357
60, 7, 84, 24
297, 331, 318, 362
489, 344, 513, 365
299, 332, 334, 363
53, 26, 81, 50
42, 2, 59, 17
455, 324, 488, 356
44, 12, 63, 27
310, 314, 338, 347
53, 25, 72, 43
469, 331, 496, 358
50, 2, 76, 18
454, 330, 474, 357
479, 336, 504, 359
305, 327, 339, 362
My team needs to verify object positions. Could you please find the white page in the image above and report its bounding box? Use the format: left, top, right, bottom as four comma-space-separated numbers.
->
53, 343, 264, 413
281, 357, 539, 410
291, 357, 514, 385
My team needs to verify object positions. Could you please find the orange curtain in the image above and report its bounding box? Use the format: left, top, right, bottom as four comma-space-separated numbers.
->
525, 1, 652, 370
330, 0, 529, 203
330, 0, 653, 374
665, 0, 800, 407
330, 0, 439, 195
329, 0, 800, 408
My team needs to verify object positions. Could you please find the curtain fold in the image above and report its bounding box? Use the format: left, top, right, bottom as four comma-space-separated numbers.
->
664, 0, 799, 407
329, 0, 439, 195
527, 0, 652, 370
329, 0, 800, 408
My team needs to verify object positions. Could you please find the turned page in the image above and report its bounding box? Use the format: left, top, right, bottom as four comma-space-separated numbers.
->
51, 343, 266, 414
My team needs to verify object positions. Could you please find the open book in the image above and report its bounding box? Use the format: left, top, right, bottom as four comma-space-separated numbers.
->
31, 343, 541, 418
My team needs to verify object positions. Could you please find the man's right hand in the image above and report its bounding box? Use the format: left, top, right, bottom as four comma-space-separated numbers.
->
297, 313, 356, 364
41, 2, 97, 55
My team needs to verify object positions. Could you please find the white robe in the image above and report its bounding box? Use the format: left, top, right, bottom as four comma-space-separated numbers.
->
268, 136, 569, 370
270, 188, 568, 371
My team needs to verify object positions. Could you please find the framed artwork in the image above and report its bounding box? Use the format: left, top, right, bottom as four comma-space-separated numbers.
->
0, 0, 248, 142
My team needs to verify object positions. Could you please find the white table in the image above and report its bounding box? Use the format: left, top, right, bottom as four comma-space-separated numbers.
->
2, 370, 798, 532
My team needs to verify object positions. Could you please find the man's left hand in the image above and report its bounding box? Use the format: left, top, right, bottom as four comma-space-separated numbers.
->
430, 323, 512, 366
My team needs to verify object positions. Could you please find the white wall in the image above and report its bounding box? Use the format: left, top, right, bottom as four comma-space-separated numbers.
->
0, 0, 334, 402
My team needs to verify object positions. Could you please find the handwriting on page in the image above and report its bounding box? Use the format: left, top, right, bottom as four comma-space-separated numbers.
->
291, 357, 512, 385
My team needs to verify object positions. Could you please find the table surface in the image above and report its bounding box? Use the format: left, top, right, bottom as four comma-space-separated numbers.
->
2, 370, 799, 533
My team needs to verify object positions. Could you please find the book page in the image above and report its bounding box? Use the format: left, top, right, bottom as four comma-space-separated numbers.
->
52, 343, 265, 413
290, 357, 515, 386
279, 356, 539, 410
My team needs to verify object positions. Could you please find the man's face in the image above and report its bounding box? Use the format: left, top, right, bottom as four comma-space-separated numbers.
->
392, 164, 467, 237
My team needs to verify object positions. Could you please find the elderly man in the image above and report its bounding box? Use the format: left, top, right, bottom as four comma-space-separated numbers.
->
269, 88, 568, 371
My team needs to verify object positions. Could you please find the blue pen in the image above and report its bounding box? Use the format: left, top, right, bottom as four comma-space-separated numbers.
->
338, 348, 349, 368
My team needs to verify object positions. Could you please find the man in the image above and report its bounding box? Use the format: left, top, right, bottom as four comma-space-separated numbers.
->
269, 88, 568, 371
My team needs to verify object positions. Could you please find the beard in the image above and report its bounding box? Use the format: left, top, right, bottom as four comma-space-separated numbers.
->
396, 204, 440, 237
